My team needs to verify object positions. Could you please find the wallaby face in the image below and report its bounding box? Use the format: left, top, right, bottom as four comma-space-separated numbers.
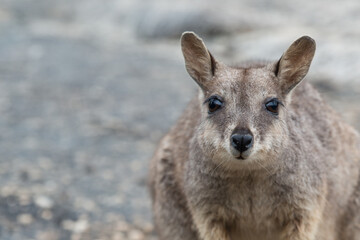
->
181, 32, 315, 169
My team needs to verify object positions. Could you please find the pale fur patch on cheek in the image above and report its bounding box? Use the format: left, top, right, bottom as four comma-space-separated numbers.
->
197, 121, 222, 156
253, 120, 288, 160
197, 119, 240, 163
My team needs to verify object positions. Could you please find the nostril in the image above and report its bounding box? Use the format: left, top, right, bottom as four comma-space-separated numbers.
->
242, 135, 253, 147
231, 134, 253, 152
231, 135, 241, 148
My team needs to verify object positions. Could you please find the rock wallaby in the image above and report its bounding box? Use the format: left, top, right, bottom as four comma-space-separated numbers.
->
149, 32, 360, 240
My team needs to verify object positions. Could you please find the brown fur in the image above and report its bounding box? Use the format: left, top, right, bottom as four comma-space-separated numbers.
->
149, 32, 360, 240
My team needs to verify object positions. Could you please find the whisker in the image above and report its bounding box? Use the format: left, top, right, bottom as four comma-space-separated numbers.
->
254, 158, 273, 175
210, 158, 227, 176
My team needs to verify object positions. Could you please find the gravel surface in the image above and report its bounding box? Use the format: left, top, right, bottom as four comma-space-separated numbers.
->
0, 0, 359, 239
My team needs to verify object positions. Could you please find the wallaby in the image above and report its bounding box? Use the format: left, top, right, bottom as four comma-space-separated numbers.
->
149, 32, 360, 240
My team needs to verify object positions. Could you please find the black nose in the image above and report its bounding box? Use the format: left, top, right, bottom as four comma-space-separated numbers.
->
231, 133, 253, 152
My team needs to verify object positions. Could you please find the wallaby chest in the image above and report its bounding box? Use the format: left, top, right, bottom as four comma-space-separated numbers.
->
188, 171, 294, 238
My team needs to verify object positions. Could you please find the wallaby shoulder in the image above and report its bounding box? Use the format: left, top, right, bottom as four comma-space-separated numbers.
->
149, 96, 200, 198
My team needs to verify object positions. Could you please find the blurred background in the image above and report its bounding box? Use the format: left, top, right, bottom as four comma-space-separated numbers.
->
0, 0, 359, 239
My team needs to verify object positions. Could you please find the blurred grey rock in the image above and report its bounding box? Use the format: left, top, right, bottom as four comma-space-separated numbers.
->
35, 195, 54, 209
134, 7, 250, 38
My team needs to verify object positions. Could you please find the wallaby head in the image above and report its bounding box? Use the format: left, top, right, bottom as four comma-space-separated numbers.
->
181, 32, 316, 170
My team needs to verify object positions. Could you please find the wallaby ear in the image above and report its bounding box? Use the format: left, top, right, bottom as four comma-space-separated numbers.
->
181, 31, 215, 89
276, 36, 316, 95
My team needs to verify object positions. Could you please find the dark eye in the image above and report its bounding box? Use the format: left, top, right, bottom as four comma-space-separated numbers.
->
208, 97, 223, 114
265, 98, 280, 115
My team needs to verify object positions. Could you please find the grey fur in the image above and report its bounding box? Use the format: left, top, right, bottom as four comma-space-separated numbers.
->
149, 32, 360, 240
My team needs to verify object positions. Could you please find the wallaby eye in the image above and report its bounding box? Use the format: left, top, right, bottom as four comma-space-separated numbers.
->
208, 97, 223, 114
265, 98, 280, 115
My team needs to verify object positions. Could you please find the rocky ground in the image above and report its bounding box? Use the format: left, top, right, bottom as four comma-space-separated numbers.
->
0, 0, 359, 239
